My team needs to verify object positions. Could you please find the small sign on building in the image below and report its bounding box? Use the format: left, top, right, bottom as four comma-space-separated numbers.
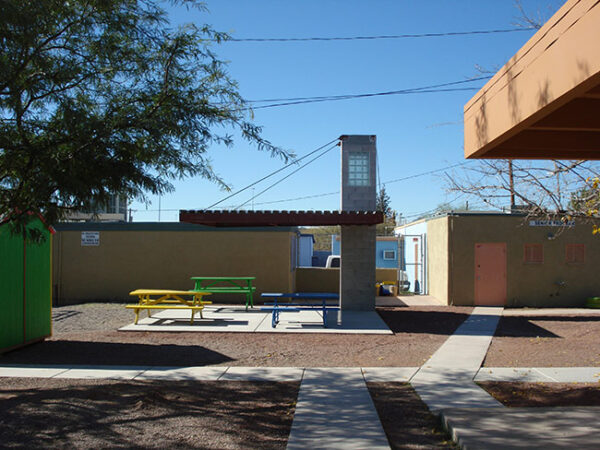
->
529, 220, 575, 227
81, 231, 100, 246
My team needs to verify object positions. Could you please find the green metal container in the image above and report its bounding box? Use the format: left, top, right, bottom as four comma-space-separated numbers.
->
0, 217, 52, 352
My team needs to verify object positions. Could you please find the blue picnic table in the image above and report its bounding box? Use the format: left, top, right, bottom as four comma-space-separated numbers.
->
261, 292, 340, 328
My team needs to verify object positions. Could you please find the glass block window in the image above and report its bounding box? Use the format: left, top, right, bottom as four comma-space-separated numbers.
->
565, 244, 585, 264
348, 152, 370, 186
524, 243, 544, 264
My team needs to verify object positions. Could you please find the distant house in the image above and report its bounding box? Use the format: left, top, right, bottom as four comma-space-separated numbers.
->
298, 234, 315, 267
395, 212, 600, 307
331, 235, 399, 269
395, 221, 427, 294
65, 193, 129, 222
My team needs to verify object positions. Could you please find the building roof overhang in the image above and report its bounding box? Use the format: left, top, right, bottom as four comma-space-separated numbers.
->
464, 0, 600, 160
179, 210, 384, 227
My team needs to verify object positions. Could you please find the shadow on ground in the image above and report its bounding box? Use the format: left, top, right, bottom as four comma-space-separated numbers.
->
492, 316, 585, 338
377, 308, 471, 335
0, 341, 234, 366
0, 378, 298, 449
367, 382, 455, 448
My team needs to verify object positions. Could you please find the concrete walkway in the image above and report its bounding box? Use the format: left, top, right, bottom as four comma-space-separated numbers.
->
476, 366, 600, 383
411, 306, 504, 411
286, 368, 389, 449
441, 407, 600, 449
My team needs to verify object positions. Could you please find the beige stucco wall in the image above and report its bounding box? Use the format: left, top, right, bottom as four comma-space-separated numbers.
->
296, 267, 399, 293
296, 268, 339, 292
53, 229, 295, 304
447, 215, 600, 307
426, 216, 449, 304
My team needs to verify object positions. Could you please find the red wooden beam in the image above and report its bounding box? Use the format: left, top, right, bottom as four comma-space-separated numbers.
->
179, 210, 384, 227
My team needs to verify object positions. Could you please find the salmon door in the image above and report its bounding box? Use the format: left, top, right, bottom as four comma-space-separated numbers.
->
474, 243, 506, 306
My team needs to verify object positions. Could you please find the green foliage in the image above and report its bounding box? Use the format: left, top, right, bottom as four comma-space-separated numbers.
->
376, 186, 396, 235
570, 178, 600, 234
376, 186, 392, 217
0, 0, 291, 230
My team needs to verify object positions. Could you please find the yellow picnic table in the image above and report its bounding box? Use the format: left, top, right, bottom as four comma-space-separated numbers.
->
127, 289, 212, 325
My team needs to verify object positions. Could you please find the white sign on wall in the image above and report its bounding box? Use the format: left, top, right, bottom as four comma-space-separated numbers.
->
81, 231, 100, 246
529, 220, 575, 227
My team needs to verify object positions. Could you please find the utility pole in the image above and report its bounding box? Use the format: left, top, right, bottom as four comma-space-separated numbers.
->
554, 161, 561, 208
508, 160, 516, 209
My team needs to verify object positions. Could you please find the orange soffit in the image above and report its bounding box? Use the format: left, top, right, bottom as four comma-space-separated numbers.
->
464, 0, 600, 160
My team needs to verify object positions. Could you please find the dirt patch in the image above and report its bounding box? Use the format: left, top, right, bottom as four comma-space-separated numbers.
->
1, 304, 472, 367
0, 377, 298, 449
367, 382, 456, 449
478, 381, 600, 407
484, 314, 600, 367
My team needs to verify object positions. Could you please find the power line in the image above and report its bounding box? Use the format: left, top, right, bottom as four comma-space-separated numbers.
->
235, 143, 338, 210
230, 161, 474, 209
252, 191, 340, 207
241, 77, 491, 110
382, 161, 471, 185
228, 28, 536, 42
246, 88, 483, 111
245, 76, 491, 104
133, 160, 473, 214
400, 192, 467, 220
204, 138, 339, 209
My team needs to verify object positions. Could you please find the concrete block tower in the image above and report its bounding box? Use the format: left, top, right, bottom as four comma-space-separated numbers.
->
340, 135, 377, 311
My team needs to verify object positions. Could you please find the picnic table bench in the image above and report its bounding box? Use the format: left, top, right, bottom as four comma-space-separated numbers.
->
127, 289, 212, 325
191, 277, 256, 310
261, 292, 340, 328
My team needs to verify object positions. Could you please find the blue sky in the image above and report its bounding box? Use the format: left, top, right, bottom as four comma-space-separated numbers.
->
129, 0, 564, 222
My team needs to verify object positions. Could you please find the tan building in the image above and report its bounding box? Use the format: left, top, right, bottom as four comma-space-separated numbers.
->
52, 222, 298, 305
397, 213, 600, 307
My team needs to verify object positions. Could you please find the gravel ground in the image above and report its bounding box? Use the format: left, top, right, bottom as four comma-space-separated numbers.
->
484, 313, 600, 367
478, 382, 600, 407
0, 377, 458, 449
367, 383, 457, 449
0, 303, 473, 367
0, 378, 298, 449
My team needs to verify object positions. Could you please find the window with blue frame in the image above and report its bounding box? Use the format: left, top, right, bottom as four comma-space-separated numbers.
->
383, 249, 396, 260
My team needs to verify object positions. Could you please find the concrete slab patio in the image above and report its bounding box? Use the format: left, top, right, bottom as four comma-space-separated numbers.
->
118, 305, 392, 334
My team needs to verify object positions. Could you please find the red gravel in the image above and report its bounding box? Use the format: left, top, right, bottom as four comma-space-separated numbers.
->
484, 313, 600, 367
367, 383, 457, 449
478, 382, 600, 407
0, 378, 299, 449
0, 304, 473, 368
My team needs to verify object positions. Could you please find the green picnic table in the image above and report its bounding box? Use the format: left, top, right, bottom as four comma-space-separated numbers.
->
190, 276, 256, 310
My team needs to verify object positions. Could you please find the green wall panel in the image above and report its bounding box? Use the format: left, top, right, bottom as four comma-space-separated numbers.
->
0, 225, 24, 350
25, 220, 52, 341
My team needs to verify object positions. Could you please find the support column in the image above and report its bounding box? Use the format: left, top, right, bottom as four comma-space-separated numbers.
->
339, 135, 377, 311
340, 225, 376, 311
